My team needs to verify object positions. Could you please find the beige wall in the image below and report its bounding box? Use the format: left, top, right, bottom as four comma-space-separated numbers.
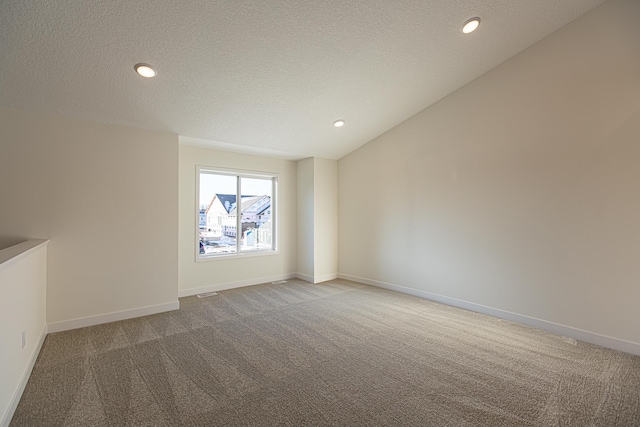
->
0, 107, 179, 325
296, 158, 315, 280
296, 157, 338, 283
313, 158, 338, 283
179, 144, 297, 295
339, 0, 640, 347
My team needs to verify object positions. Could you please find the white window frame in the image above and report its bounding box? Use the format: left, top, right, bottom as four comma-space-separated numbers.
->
196, 165, 278, 262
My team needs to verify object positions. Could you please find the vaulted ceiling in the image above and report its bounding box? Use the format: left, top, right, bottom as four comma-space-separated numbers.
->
0, 0, 606, 159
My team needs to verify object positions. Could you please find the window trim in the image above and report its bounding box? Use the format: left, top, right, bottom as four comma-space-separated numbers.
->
195, 165, 279, 262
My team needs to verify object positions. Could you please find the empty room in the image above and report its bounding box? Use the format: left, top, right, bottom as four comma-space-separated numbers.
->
1, 0, 639, 425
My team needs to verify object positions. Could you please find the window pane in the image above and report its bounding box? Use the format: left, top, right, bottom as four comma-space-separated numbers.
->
197, 168, 276, 259
199, 173, 238, 254
240, 177, 272, 251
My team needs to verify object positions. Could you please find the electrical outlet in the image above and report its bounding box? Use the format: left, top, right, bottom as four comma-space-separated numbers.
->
22, 331, 26, 349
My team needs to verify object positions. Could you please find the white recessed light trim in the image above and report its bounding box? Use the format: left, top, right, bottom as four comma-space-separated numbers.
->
462, 17, 481, 34
333, 119, 345, 128
134, 63, 157, 78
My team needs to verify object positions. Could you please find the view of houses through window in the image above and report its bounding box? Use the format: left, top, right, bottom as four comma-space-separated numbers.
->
198, 168, 275, 258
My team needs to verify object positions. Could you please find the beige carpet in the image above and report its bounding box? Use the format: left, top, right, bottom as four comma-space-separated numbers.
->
11, 279, 640, 426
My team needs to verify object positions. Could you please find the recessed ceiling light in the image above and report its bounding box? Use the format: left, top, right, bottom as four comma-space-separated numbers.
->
333, 119, 345, 128
134, 63, 157, 78
462, 17, 480, 34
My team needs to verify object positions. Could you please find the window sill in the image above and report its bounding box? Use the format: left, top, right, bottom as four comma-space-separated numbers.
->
196, 249, 280, 263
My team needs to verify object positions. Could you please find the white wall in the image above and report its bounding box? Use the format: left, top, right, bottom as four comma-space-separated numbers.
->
296, 158, 338, 283
179, 144, 297, 295
339, 0, 640, 351
313, 158, 338, 283
296, 158, 315, 280
0, 108, 179, 328
0, 240, 47, 427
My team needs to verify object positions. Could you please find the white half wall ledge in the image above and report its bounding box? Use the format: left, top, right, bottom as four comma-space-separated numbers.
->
0, 238, 48, 427
0, 239, 48, 270
179, 273, 298, 298
338, 273, 640, 357
1, 324, 47, 427
47, 301, 180, 333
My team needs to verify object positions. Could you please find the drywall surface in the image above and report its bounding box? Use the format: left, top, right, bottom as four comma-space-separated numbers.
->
313, 158, 338, 282
296, 158, 315, 280
0, 240, 47, 427
179, 145, 297, 294
0, 108, 179, 324
295, 157, 338, 283
339, 0, 640, 345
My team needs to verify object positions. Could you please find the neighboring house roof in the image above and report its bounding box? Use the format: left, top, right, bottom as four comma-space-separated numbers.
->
206, 194, 266, 215
205, 194, 233, 215
217, 194, 239, 214
231, 196, 262, 214
256, 203, 270, 216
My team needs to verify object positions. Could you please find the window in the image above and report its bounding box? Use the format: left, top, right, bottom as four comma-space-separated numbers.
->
197, 166, 277, 260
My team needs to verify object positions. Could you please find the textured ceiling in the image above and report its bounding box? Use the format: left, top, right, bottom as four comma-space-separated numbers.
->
0, 0, 606, 159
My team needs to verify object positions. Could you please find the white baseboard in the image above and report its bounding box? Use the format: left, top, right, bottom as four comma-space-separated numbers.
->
2, 323, 47, 427
313, 273, 338, 284
47, 301, 180, 333
295, 272, 338, 284
296, 272, 314, 283
179, 273, 298, 298
312, 273, 338, 283
338, 273, 640, 357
